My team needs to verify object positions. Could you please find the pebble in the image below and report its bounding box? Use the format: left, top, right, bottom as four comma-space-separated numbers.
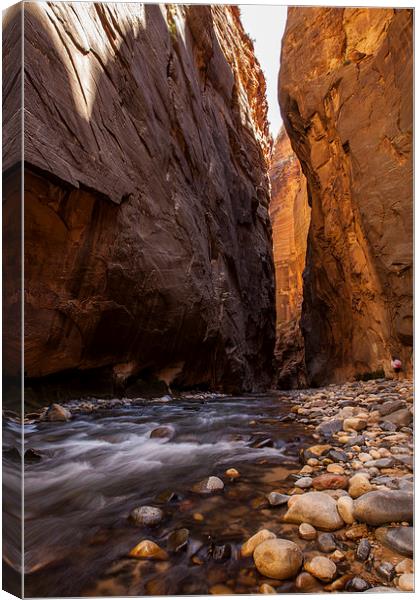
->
129, 506, 163, 526
395, 558, 413, 574
299, 523, 317, 540
259, 583, 277, 594
348, 473, 373, 498
295, 476, 313, 489
253, 538, 303, 579
241, 529, 276, 557
283, 491, 344, 531
398, 574, 414, 591
343, 417, 367, 432
167, 528, 189, 552
295, 572, 320, 591
267, 491, 289, 506
304, 556, 336, 582
317, 532, 336, 553
376, 561, 395, 581
353, 490, 413, 525
337, 495, 355, 524
346, 577, 370, 592
326, 463, 345, 474
128, 540, 168, 560
356, 539, 371, 561
191, 476, 224, 495
225, 468, 240, 480
312, 473, 348, 490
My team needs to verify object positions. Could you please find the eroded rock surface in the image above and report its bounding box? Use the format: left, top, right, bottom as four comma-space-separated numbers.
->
269, 129, 310, 388
279, 8, 413, 385
19, 3, 275, 395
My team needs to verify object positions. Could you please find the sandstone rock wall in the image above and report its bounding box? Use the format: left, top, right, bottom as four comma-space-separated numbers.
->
279, 7, 413, 385
269, 129, 310, 388
16, 2, 276, 395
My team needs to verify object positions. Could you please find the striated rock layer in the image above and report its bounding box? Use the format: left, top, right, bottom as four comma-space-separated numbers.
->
269, 129, 310, 388
279, 7, 413, 386
16, 3, 276, 396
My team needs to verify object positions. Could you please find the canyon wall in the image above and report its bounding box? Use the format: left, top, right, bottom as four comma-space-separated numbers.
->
279, 7, 413, 385
13, 2, 276, 397
269, 129, 310, 388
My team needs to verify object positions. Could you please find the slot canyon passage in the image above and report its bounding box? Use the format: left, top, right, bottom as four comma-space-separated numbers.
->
2, 3, 413, 597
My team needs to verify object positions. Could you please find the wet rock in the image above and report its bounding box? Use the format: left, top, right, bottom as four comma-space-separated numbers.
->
337, 495, 355, 524
46, 403, 71, 422
267, 492, 289, 506
353, 490, 413, 525
346, 577, 370, 592
167, 528, 189, 553
348, 473, 373, 498
383, 409, 412, 427
191, 476, 224, 495
398, 573, 414, 591
128, 539, 168, 560
304, 556, 336, 582
129, 506, 164, 527
241, 529, 276, 557
299, 523, 317, 540
376, 561, 395, 582
253, 538, 303, 580
312, 474, 348, 491
356, 539, 371, 562
317, 533, 336, 553
225, 468, 240, 480
303, 445, 331, 461
375, 526, 413, 557
328, 449, 348, 462
283, 491, 344, 531
150, 425, 175, 439
156, 490, 179, 504
251, 437, 274, 449
24, 448, 43, 463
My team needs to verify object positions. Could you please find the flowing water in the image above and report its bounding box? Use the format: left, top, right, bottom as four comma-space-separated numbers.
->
3, 393, 313, 597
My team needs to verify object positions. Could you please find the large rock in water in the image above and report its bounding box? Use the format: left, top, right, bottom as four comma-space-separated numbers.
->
279, 8, 413, 385
283, 491, 344, 531
4, 3, 275, 396
353, 490, 413, 525
269, 129, 310, 389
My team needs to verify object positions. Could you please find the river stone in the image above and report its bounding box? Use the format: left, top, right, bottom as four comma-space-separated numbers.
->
299, 523, 317, 540
363, 587, 397, 593
225, 467, 240, 479
167, 528, 189, 552
304, 556, 336, 582
150, 425, 175, 439
375, 526, 413, 557
47, 403, 71, 422
312, 474, 348, 491
253, 538, 303, 580
317, 533, 336, 553
283, 492, 344, 531
395, 558, 414, 574
328, 449, 348, 462
356, 539, 371, 561
267, 492, 289, 506
295, 572, 320, 592
337, 495, 355, 524
128, 539, 168, 560
295, 477, 313, 489
346, 577, 370, 592
317, 419, 343, 437
130, 506, 164, 526
348, 473, 373, 498
326, 463, 345, 475
383, 408, 412, 426
343, 417, 367, 432
191, 476, 224, 495
376, 561, 395, 581
378, 400, 406, 416
259, 583, 277, 594
398, 574, 414, 592
241, 529, 276, 557
303, 445, 331, 460
353, 490, 413, 525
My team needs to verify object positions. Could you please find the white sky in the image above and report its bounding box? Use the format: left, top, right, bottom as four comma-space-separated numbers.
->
239, 4, 288, 137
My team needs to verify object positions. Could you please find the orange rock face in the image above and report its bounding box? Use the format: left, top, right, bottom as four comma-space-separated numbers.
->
279, 7, 413, 385
4, 3, 276, 396
269, 129, 310, 387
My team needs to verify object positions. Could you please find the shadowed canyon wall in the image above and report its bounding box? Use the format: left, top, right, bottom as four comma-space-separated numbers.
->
9, 2, 276, 396
279, 7, 413, 386
269, 129, 310, 388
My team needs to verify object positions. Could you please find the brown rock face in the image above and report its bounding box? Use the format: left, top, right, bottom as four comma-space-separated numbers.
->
7, 3, 276, 396
279, 8, 413, 385
269, 128, 310, 388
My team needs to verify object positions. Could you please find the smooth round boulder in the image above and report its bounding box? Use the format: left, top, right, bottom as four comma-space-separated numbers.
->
267, 491, 289, 506
375, 526, 413, 557
259, 583, 277, 594
130, 506, 163, 526
398, 573, 414, 591
312, 474, 348, 491
241, 529, 276, 557
253, 538, 303, 580
295, 477, 313, 489
295, 572, 320, 592
283, 492, 344, 531
348, 473, 373, 498
150, 425, 174, 439
47, 403, 71, 422
304, 556, 336, 582
353, 490, 413, 525
337, 495, 355, 524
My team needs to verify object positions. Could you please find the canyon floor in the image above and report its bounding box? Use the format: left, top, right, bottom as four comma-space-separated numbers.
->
3, 378, 414, 596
